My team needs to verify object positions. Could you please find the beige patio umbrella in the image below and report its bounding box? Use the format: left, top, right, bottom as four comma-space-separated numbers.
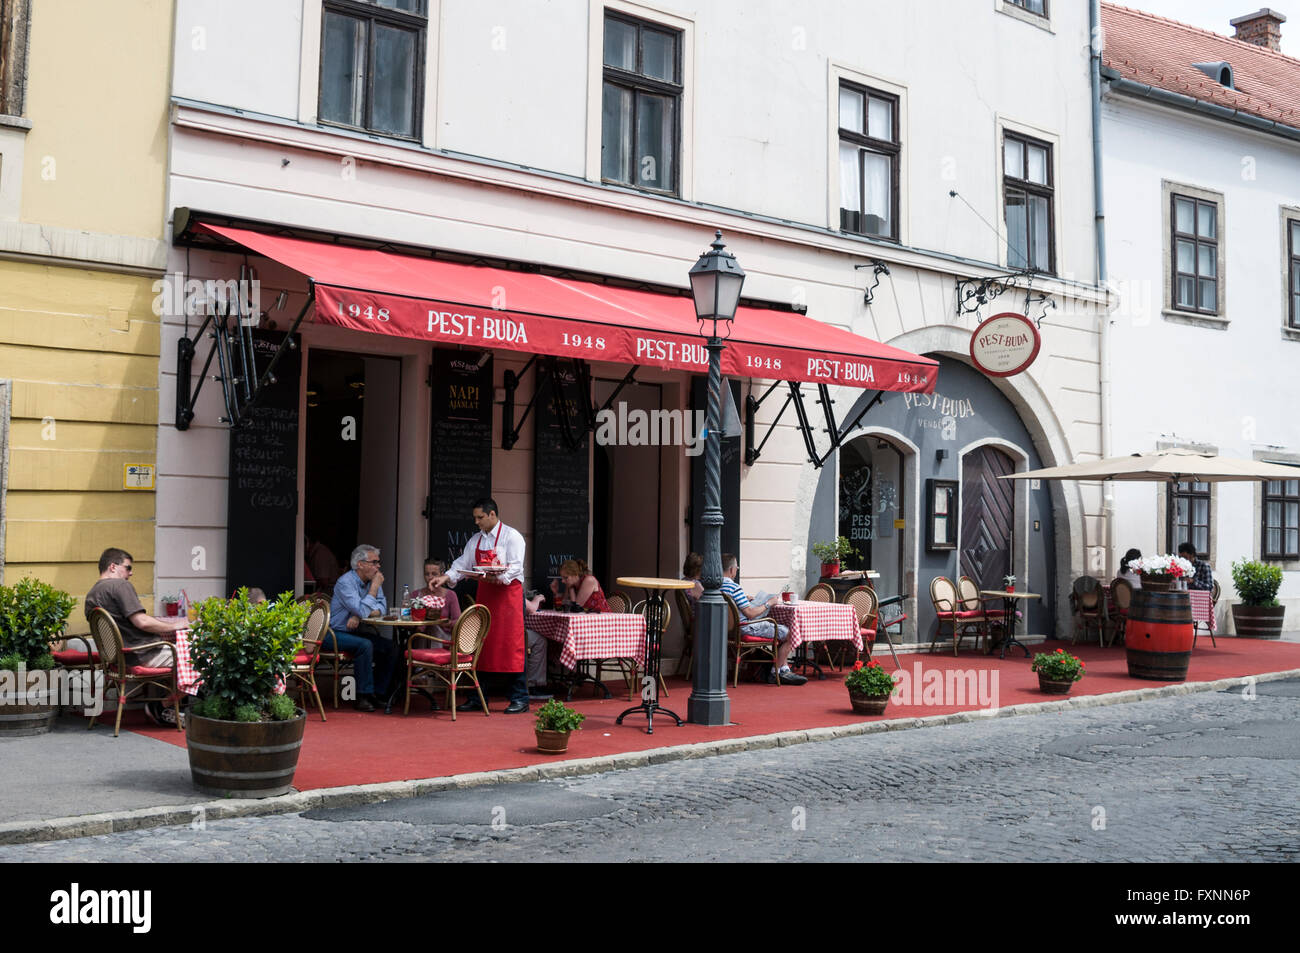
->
1000, 447, 1300, 483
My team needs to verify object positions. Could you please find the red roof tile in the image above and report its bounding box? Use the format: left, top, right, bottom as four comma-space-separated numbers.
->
1102, 3, 1300, 128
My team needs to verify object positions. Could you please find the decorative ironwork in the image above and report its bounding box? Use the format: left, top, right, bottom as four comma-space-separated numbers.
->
746, 381, 885, 469
854, 259, 892, 306
955, 267, 1056, 326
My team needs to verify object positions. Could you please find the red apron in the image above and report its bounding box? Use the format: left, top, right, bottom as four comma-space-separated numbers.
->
474, 525, 525, 673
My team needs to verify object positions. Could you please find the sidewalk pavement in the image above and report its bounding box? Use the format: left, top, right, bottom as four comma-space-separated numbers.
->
3, 635, 1299, 845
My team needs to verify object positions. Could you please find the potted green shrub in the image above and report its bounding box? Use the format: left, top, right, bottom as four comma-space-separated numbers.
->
1230, 560, 1285, 639
186, 588, 310, 797
534, 698, 585, 754
812, 537, 857, 578
844, 659, 896, 715
1031, 648, 1085, 695
0, 578, 75, 736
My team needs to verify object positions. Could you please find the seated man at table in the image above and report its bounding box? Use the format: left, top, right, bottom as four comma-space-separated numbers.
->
329, 544, 397, 712
412, 558, 461, 624
720, 553, 806, 686
523, 592, 554, 700
1178, 542, 1214, 591
84, 547, 190, 725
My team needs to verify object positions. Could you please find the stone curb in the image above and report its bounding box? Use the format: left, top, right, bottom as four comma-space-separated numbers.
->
3, 667, 1297, 847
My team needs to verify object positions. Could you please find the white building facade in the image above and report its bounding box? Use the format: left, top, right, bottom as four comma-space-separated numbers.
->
1102, 4, 1300, 631
158, 0, 1109, 653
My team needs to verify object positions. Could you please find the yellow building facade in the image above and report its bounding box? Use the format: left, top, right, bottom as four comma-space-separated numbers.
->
0, 0, 173, 624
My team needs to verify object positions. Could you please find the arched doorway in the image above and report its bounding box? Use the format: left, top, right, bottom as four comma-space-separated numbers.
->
838, 435, 905, 598
960, 445, 1016, 591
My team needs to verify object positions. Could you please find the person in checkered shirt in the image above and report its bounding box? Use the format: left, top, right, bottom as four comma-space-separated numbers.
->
1177, 542, 1214, 591
720, 554, 807, 685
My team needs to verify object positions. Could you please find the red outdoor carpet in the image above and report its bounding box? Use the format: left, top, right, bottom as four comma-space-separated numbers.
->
128, 638, 1300, 791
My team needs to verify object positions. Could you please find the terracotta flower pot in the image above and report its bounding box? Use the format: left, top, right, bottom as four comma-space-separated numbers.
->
536, 728, 571, 754
821, 561, 840, 579
848, 690, 889, 715
1037, 675, 1074, 695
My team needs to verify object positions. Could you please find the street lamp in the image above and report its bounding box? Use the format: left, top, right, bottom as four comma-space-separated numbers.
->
687, 230, 745, 727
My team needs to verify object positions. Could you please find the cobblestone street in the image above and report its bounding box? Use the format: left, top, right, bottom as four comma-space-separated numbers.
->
4, 679, 1298, 863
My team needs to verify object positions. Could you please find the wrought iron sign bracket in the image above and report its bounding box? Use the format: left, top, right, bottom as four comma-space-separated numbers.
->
175, 279, 312, 431
954, 268, 1049, 319
854, 259, 892, 307
745, 381, 885, 469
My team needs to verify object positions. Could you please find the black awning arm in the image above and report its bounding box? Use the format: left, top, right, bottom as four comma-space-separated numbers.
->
744, 380, 792, 466
745, 380, 886, 469
502, 355, 540, 450
231, 286, 313, 425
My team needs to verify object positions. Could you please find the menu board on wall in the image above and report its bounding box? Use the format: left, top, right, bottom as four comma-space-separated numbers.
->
428, 348, 494, 570
690, 376, 741, 563
532, 360, 590, 591
226, 330, 301, 598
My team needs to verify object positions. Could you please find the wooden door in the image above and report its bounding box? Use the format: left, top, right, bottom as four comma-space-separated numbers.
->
960, 446, 1016, 591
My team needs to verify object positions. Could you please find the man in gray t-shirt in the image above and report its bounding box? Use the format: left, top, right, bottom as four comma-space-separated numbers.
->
84, 548, 187, 668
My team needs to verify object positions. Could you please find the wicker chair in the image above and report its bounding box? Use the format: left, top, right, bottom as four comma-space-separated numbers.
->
1107, 578, 1134, 647
804, 582, 835, 603
87, 608, 181, 737
605, 591, 632, 614
723, 591, 781, 686
287, 602, 329, 722
928, 576, 984, 656
674, 588, 696, 678
1070, 576, 1107, 645
956, 576, 997, 653
1195, 579, 1220, 648
404, 604, 491, 719
842, 586, 877, 662
310, 597, 356, 709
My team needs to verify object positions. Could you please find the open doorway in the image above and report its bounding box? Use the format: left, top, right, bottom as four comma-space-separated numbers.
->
304, 349, 403, 603
839, 435, 905, 598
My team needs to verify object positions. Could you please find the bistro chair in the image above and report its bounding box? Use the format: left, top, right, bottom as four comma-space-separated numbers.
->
51, 634, 100, 673
87, 608, 181, 738
842, 586, 878, 662
1107, 578, 1134, 647
674, 588, 696, 679
722, 591, 782, 686
928, 576, 984, 656
1070, 576, 1107, 645
287, 602, 329, 722
316, 616, 355, 710
1195, 580, 1220, 648
873, 596, 906, 670
404, 604, 491, 719
956, 576, 995, 652
803, 582, 835, 603
606, 591, 632, 614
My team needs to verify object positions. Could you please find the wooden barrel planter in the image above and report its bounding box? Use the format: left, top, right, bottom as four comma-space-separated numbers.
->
186, 711, 307, 798
0, 684, 57, 737
1230, 605, 1286, 639
1125, 590, 1193, 681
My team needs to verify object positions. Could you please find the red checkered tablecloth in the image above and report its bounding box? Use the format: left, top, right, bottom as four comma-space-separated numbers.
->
768, 602, 862, 653
173, 629, 200, 696
1188, 590, 1216, 632
527, 611, 646, 670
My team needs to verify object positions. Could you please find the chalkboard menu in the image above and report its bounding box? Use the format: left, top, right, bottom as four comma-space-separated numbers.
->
428, 348, 494, 569
532, 360, 590, 591
690, 376, 741, 561
226, 330, 301, 598
839, 460, 873, 570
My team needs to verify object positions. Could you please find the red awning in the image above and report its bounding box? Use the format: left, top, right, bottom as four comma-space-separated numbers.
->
195, 223, 937, 393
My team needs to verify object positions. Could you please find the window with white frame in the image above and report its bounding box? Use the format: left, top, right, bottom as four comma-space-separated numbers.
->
318, 0, 426, 140
838, 81, 899, 241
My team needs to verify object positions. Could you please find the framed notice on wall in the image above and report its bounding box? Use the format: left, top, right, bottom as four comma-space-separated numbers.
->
926, 479, 958, 551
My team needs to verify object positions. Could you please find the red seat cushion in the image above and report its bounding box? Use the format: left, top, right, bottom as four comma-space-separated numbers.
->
740, 634, 774, 644
407, 648, 474, 665
292, 653, 317, 666
53, 650, 98, 665
955, 610, 985, 619
859, 627, 877, 642
128, 665, 173, 677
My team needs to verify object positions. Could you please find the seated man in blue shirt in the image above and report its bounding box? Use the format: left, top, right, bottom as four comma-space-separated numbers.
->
719, 553, 806, 685
1177, 541, 1214, 591
329, 544, 397, 712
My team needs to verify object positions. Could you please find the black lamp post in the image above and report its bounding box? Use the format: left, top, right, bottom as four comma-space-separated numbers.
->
687, 231, 745, 727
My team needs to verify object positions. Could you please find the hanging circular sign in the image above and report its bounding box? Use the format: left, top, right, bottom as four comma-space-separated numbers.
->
969, 312, 1040, 378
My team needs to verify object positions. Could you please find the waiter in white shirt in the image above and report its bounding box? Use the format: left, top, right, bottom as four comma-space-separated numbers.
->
432, 497, 529, 713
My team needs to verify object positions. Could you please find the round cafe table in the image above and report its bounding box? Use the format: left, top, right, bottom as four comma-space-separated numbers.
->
979, 590, 1041, 659
614, 577, 693, 734
366, 615, 449, 713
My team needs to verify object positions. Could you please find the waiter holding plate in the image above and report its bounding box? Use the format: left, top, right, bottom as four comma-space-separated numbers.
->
433, 497, 529, 713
